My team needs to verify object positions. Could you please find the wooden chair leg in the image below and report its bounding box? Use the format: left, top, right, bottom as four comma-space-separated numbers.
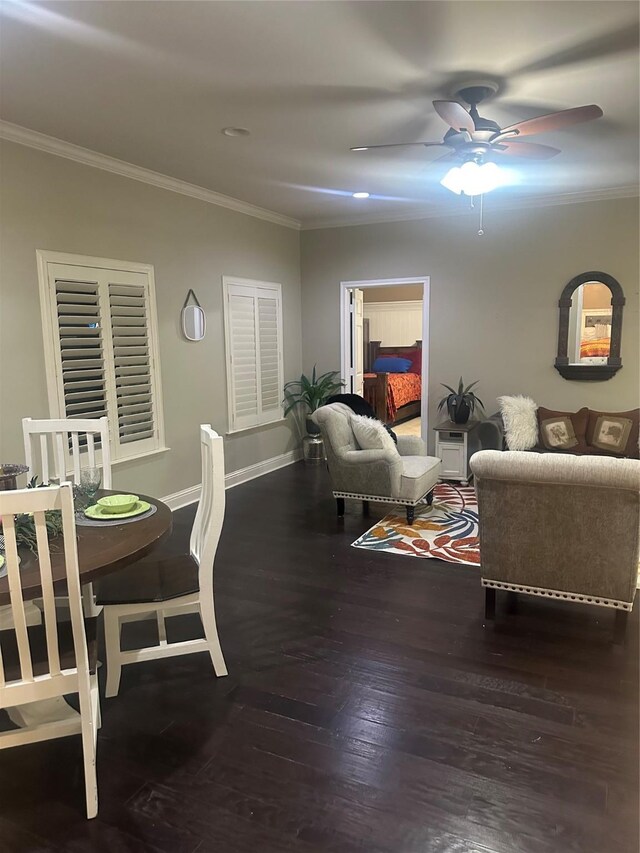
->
406, 506, 415, 525
336, 497, 345, 517
200, 595, 228, 677
103, 610, 123, 698
484, 587, 496, 621
613, 609, 628, 645
77, 676, 98, 819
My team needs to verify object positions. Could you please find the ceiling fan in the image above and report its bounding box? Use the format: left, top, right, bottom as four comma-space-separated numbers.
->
352, 84, 603, 194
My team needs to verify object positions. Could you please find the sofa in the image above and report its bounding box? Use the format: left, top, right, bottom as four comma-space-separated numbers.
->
311, 403, 441, 523
471, 449, 640, 642
494, 402, 639, 459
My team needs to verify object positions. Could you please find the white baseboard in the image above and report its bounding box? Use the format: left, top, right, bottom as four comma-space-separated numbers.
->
224, 447, 302, 489
162, 484, 202, 511
162, 447, 302, 510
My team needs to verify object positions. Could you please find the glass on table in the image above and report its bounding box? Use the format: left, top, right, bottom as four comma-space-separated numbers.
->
79, 467, 101, 507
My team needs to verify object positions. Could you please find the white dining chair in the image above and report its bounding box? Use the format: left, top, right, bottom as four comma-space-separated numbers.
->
22, 417, 112, 488
0, 484, 100, 818
23, 417, 112, 617
95, 425, 228, 697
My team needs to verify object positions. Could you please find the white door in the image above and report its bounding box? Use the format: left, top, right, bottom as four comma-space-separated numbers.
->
353, 288, 364, 396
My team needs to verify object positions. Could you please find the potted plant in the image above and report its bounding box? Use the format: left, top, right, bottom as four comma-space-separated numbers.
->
437, 377, 484, 425
284, 367, 344, 461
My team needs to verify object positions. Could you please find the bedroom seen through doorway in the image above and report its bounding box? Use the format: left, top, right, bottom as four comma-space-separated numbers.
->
340, 277, 430, 445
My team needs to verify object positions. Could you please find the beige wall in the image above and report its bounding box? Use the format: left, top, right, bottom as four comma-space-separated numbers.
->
0, 141, 301, 498
301, 197, 639, 450
362, 284, 423, 302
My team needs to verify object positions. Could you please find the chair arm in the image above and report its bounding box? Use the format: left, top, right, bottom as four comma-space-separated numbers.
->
396, 435, 425, 456
332, 449, 403, 497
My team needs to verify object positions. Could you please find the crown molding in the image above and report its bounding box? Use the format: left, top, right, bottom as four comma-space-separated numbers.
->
0, 120, 301, 231
301, 185, 640, 231
2, 120, 636, 234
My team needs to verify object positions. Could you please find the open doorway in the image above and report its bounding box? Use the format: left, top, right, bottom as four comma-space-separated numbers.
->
340, 277, 430, 445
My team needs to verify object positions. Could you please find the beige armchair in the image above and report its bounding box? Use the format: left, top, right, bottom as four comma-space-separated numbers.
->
311, 403, 441, 523
470, 449, 640, 642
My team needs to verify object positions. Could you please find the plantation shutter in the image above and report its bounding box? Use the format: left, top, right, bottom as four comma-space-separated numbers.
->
40, 256, 164, 462
224, 278, 283, 432
55, 279, 108, 425
108, 282, 155, 446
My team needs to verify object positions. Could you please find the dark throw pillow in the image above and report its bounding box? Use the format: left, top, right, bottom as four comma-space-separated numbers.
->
537, 406, 589, 452
586, 409, 639, 458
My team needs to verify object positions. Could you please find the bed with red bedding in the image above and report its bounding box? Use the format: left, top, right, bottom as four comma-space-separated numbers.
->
363, 341, 422, 424
579, 338, 610, 358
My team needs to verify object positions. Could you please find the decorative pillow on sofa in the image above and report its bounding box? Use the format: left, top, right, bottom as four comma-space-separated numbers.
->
586, 409, 639, 458
497, 395, 538, 450
351, 414, 399, 456
372, 356, 412, 373
537, 406, 589, 452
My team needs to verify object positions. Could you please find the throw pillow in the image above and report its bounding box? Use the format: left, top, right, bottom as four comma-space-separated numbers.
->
586, 409, 639, 457
536, 406, 589, 452
403, 348, 422, 375
372, 356, 412, 373
497, 395, 538, 450
351, 414, 400, 456
539, 415, 578, 450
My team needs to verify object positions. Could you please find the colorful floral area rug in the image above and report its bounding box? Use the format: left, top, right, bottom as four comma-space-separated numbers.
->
353, 484, 640, 588
352, 483, 480, 566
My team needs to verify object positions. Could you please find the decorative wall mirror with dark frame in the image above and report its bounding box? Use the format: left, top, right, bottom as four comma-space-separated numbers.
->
555, 271, 625, 381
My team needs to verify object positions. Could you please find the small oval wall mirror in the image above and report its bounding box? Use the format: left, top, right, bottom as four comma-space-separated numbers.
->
181, 290, 206, 341
555, 271, 624, 380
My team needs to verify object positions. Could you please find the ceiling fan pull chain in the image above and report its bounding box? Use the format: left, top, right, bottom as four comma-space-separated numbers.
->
478, 194, 485, 237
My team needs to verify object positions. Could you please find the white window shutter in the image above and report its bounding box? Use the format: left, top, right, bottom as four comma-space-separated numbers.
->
227, 290, 259, 431
55, 279, 108, 423
108, 282, 156, 447
39, 254, 165, 463
224, 278, 283, 432
256, 291, 281, 417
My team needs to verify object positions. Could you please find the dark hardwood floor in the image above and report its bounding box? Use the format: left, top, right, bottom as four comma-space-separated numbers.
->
0, 462, 638, 852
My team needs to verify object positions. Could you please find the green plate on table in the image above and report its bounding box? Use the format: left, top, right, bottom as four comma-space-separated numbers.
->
84, 500, 151, 521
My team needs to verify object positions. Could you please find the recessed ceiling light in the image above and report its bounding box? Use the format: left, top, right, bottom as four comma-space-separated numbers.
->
352, 192, 370, 199
222, 127, 250, 137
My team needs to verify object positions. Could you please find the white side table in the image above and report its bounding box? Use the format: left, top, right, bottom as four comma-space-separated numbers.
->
434, 419, 482, 484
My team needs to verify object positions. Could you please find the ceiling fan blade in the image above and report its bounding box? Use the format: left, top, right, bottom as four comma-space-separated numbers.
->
433, 100, 475, 133
494, 105, 603, 140
494, 141, 561, 160
511, 24, 639, 76
351, 142, 448, 151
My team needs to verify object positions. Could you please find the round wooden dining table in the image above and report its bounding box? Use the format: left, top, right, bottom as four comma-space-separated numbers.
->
0, 491, 172, 606
1, 490, 172, 728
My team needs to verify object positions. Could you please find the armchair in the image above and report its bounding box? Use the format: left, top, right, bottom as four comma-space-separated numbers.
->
311, 403, 441, 523
470, 449, 640, 642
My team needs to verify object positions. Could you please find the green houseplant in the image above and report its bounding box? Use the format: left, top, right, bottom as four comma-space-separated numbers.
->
437, 377, 484, 425
284, 367, 344, 433
0, 477, 64, 556
284, 367, 344, 462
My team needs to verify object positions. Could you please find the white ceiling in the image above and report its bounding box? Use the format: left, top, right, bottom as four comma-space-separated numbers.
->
1, 1, 638, 228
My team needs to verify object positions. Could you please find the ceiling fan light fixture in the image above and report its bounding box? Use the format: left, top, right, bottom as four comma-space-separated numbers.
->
441, 160, 505, 196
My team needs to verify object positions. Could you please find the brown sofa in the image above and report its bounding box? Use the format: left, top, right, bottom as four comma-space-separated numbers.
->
491, 406, 639, 459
